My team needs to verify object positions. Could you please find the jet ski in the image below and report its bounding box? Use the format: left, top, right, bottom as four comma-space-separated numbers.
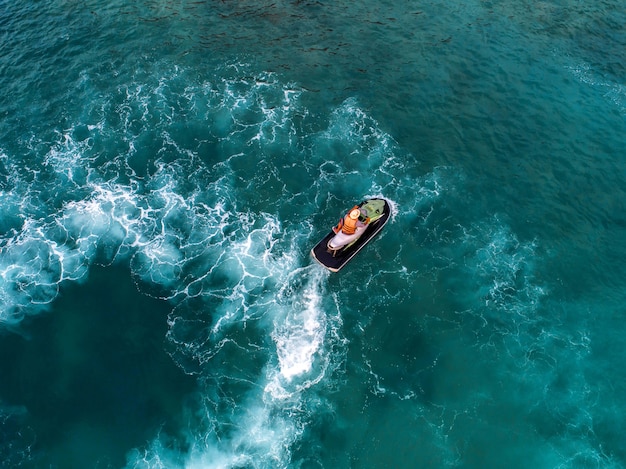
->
311, 198, 390, 272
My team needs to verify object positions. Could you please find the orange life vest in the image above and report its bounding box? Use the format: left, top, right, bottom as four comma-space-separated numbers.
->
342, 215, 358, 235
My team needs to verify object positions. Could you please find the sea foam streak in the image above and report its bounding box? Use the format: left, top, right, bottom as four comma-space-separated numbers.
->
266, 266, 339, 398
134, 254, 341, 468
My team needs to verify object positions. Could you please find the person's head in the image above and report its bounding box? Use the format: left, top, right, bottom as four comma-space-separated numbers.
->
349, 209, 360, 220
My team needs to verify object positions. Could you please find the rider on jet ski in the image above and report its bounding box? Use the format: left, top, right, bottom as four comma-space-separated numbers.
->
333, 206, 370, 235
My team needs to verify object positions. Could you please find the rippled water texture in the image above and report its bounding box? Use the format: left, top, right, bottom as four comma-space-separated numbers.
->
1, 1, 625, 468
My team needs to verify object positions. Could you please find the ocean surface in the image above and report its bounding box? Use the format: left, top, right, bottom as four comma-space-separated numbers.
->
1, 1, 625, 467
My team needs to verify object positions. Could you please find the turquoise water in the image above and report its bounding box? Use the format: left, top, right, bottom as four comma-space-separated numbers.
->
1, 1, 625, 467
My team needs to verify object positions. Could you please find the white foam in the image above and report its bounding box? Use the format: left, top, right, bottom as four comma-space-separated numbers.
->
142, 246, 338, 469
43, 131, 91, 187
567, 61, 626, 115
0, 214, 95, 323
269, 267, 328, 389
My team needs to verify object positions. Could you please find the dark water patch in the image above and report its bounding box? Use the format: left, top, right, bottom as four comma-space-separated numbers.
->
0, 265, 197, 468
